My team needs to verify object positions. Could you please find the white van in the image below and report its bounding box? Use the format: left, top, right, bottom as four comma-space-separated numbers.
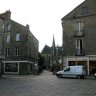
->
56, 66, 86, 79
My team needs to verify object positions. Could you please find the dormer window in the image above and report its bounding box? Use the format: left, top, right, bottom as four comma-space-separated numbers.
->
81, 6, 88, 15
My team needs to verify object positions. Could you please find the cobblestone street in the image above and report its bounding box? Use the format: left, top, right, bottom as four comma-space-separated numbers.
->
0, 70, 96, 96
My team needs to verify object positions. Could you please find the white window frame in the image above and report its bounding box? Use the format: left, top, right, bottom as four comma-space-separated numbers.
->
6, 34, 10, 43
16, 33, 20, 41
15, 46, 19, 56
3, 24, 4, 30
77, 21, 83, 33
7, 24, 11, 31
76, 39, 83, 55
0, 18, 4, 30
4, 62, 19, 74
6, 47, 9, 56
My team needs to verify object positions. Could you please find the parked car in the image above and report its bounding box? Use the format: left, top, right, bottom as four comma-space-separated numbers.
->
56, 66, 86, 79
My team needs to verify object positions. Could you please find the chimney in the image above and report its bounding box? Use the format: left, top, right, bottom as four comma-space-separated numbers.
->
5, 10, 11, 19
26, 24, 30, 30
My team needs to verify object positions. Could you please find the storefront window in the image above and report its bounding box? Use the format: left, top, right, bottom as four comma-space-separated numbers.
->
5, 63, 18, 72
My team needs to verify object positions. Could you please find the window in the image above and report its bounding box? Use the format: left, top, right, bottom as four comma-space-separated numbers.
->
0, 25, 4, 30
64, 67, 70, 72
76, 39, 83, 55
81, 6, 88, 15
74, 21, 84, 37
77, 21, 83, 33
3, 24, 4, 30
5, 63, 18, 72
15, 46, 19, 55
74, 21, 83, 33
7, 24, 11, 31
0, 18, 4, 30
6, 47, 9, 56
16, 33, 20, 41
6, 34, 10, 43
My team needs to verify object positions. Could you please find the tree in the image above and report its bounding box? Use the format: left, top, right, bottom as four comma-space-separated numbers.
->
38, 53, 44, 73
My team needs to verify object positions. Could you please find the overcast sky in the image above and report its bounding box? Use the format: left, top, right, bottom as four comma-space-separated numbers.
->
0, 0, 84, 52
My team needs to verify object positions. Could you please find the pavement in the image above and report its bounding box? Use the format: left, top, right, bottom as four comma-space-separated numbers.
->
0, 70, 96, 96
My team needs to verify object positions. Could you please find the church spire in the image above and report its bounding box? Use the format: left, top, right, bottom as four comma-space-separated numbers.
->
52, 34, 55, 49
52, 34, 56, 64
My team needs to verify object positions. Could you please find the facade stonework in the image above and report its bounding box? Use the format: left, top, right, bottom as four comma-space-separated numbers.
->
42, 45, 52, 69
42, 44, 62, 70
0, 10, 39, 75
62, 0, 96, 75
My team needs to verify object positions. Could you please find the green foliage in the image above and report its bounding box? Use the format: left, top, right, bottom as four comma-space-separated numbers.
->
38, 53, 44, 73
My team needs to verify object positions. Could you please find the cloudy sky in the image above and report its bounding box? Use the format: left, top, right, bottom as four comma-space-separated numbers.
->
0, 0, 84, 51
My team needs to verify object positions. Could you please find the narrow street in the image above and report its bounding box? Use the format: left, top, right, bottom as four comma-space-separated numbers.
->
0, 70, 96, 96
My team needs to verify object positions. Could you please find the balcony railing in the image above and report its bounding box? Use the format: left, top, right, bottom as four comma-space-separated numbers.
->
74, 30, 85, 37
75, 51, 85, 56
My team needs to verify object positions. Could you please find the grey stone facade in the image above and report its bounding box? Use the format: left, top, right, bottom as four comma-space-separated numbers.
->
0, 17, 4, 76
42, 45, 62, 70
62, 0, 96, 75
42, 45, 52, 69
0, 10, 39, 75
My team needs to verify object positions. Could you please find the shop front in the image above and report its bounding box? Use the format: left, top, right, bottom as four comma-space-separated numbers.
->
63, 56, 96, 75
4, 62, 19, 74
3, 61, 36, 75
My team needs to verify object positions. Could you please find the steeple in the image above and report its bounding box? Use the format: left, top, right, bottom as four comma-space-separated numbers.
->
52, 34, 55, 49
52, 34, 56, 64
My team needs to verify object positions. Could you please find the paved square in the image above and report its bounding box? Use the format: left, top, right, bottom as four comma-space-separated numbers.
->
0, 71, 96, 96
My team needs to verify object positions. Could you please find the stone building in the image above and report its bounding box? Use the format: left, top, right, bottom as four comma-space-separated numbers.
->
62, 0, 96, 75
42, 36, 62, 70
0, 10, 39, 75
0, 17, 5, 76
42, 45, 52, 69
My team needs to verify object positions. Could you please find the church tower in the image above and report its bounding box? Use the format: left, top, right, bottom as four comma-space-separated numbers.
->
51, 34, 56, 65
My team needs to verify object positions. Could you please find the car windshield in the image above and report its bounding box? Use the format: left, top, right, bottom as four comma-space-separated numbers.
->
64, 67, 70, 72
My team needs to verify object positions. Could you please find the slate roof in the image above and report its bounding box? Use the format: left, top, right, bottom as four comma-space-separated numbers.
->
42, 45, 52, 54
0, 10, 38, 42
42, 45, 62, 56
62, 0, 96, 21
